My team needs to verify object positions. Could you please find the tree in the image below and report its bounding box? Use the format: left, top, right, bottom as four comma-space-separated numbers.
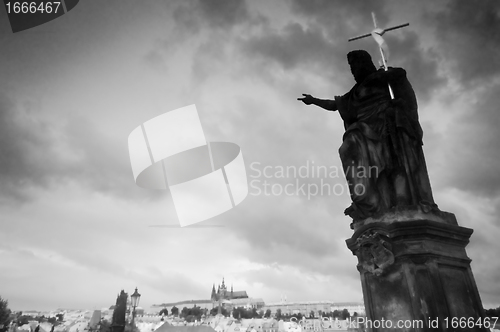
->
332, 310, 341, 319
264, 309, 271, 318
180, 307, 191, 318
231, 307, 242, 319
0, 297, 11, 332
111, 290, 128, 332
159, 308, 168, 316
16, 316, 31, 326
171, 306, 179, 316
209, 307, 229, 317
341, 309, 350, 320
180, 306, 203, 322
309, 311, 314, 319
190, 306, 203, 320
99, 319, 111, 332
275, 309, 282, 320
56, 314, 64, 322
485, 306, 500, 318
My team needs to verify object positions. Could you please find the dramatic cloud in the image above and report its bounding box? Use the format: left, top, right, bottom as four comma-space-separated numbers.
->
240, 23, 341, 73
0, 95, 53, 203
430, 0, 500, 85
384, 31, 447, 103
172, 0, 252, 33
0, 94, 159, 205
288, 0, 391, 34
441, 82, 500, 199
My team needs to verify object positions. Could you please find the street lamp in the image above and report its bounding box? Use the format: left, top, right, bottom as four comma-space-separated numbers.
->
130, 288, 141, 329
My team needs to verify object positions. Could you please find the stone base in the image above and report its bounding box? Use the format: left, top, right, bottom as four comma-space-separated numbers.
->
346, 218, 488, 332
350, 205, 457, 231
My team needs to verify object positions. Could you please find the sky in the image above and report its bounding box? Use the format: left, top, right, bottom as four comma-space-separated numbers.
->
0, 0, 500, 312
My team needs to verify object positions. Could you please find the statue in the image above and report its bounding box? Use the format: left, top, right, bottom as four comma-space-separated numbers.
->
298, 50, 438, 222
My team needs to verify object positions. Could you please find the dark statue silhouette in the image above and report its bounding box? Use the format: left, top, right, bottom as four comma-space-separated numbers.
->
299, 50, 438, 223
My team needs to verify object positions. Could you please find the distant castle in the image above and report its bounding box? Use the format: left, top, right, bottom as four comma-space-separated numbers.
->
151, 278, 264, 312
210, 278, 264, 311
211, 278, 249, 304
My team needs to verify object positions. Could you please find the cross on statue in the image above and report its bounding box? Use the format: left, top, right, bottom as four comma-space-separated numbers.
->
349, 12, 409, 99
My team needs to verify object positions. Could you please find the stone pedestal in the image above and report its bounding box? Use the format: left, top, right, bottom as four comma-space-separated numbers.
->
346, 214, 488, 332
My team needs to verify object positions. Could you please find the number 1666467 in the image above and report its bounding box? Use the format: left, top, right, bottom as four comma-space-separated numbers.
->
5, 2, 62, 14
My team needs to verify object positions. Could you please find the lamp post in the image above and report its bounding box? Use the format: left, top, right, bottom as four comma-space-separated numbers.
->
130, 288, 141, 330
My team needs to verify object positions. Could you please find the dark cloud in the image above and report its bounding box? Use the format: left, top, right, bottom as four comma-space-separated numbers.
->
240, 22, 343, 75
191, 39, 229, 83
234, 2, 380, 83
288, 0, 391, 34
238, 1, 445, 101
385, 31, 447, 103
0, 95, 55, 202
150, 0, 264, 84
441, 83, 500, 199
429, 0, 500, 85
196, 0, 251, 29
0, 94, 162, 205
143, 50, 169, 73
172, 0, 252, 33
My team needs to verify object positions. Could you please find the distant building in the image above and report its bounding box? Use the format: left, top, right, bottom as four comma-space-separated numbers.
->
211, 278, 248, 304
211, 278, 265, 311
329, 302, 365, 316
88, 311, 101, 329
152, 300, 213, 313
152, 279, 264, 315
263, 301, 365, 317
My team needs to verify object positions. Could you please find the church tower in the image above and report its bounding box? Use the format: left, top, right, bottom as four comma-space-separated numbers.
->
211, 284, 216, 302
220, 277, 227, 299
217, 277, 226, 315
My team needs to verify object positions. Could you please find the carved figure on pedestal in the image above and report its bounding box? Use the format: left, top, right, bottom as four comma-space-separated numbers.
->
355, 230, 394, 276
299, 50, 437, 223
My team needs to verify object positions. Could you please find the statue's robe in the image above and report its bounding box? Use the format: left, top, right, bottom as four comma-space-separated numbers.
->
335, 67, 435, 219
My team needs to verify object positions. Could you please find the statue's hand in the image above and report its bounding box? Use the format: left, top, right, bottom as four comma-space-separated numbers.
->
297, 94, 315, 105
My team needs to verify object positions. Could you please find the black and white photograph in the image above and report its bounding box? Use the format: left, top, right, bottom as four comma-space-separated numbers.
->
0, 1, 499, 331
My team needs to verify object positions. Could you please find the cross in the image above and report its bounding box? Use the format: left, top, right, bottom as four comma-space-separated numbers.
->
348, 12, 409, 99
348, 15, 409, 43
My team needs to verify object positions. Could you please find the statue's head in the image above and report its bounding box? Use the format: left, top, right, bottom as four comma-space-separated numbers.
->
347, 50, 377, 83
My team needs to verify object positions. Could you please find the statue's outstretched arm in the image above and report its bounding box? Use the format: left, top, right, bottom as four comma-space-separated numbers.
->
297, 94, 337, 111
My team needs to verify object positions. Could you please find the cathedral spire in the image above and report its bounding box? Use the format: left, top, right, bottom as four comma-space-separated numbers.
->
211, 283, 216, 300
